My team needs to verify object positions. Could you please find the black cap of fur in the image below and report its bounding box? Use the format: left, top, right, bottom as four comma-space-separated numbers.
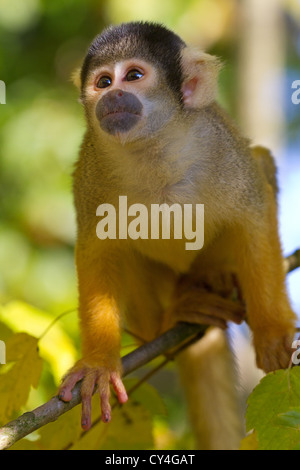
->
81, 22, 186, 101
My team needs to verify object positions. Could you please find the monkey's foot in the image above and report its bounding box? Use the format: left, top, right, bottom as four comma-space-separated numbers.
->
170, 289, 246, 330
58, 359, 128, 430
253, 327, 295, 372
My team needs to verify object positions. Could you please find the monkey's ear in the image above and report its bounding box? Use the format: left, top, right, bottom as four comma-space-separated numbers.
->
181, 47, 222, 108
71, 67, 82, 89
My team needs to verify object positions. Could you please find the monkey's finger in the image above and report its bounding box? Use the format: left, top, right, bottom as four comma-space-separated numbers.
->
279, 349, 292, 370
277, 335, 294, 370
255, 333, 295, 372
110, 371, 128, 404
175, 311, 227, 329
200, 302, 245, 324
81, 370, 98, 430
58, 369, 86, 402
202, 272, 236, 298
97, 371, 112, 423
231, 273, 244, 303
100, 392, 111, 423
175, 292, 245, 325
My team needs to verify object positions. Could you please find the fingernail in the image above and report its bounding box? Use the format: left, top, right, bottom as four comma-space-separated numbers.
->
120, 392, 128, 403
82, 418, 90, 430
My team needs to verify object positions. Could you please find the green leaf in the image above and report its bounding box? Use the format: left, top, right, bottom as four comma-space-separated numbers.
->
274, 409, 300, 430
246, 367, 300, 449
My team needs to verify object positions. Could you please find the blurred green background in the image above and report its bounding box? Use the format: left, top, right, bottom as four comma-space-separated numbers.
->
0, 0, 300, 449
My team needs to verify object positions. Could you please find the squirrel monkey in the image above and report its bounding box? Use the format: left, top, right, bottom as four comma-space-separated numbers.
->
58, 22, 296, 449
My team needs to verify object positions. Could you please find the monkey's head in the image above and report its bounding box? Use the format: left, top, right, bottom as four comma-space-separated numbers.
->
76, 22, 221, 143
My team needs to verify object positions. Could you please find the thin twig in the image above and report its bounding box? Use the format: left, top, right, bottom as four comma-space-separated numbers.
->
285, 249, 300, 274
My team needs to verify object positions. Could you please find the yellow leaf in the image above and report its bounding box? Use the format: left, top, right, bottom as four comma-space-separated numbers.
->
0, 321, 13, 341
69, 420, 109, 451
240, 431, 259, 450
0, 301, 77, 381
10, 438, 41, 451
5, 332, 35, 362
103, 404, 153, 450
0, 333, 42, 423
69, 381, 162, 450
71, 400, 153, 450
38, 405, 82, 450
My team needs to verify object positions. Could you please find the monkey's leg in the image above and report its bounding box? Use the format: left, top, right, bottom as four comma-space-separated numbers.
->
122, 251, 177, 342
122, 252, 246, 450
233, 187, 296, 372
165, 269, 245, 449
176, 328, 244, 450
123, 255, 245, 450
58, 244, 127, 430
123, 252, 245, 340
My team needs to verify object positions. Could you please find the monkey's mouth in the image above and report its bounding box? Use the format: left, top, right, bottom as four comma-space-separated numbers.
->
103, 110, 141, 118
96, 91, 143, 135
100, 111, 142, 135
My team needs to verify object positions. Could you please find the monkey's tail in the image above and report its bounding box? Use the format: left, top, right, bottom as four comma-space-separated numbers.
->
176, 327, 244, 450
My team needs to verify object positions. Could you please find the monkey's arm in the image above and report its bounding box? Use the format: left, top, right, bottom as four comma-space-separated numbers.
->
233, 185, 296, 371
58, 241, 128, 430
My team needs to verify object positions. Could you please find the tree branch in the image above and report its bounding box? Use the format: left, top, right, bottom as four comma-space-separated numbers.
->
0, 323, 205, 450
285, 249, 300, 274
0, 248, 299, 450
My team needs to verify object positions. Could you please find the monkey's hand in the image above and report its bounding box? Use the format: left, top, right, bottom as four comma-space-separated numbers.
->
252, 318, 295, 372
171, 289, 245, 329
165, 272, 246, 331
58, 356, 128, 430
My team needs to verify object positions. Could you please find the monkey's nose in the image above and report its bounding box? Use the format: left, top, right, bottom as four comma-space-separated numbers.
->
108, 89, 124, 100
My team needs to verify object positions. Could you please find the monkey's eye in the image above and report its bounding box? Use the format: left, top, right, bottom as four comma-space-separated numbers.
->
96, 76, 112, 89
126, 69, 144, 81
